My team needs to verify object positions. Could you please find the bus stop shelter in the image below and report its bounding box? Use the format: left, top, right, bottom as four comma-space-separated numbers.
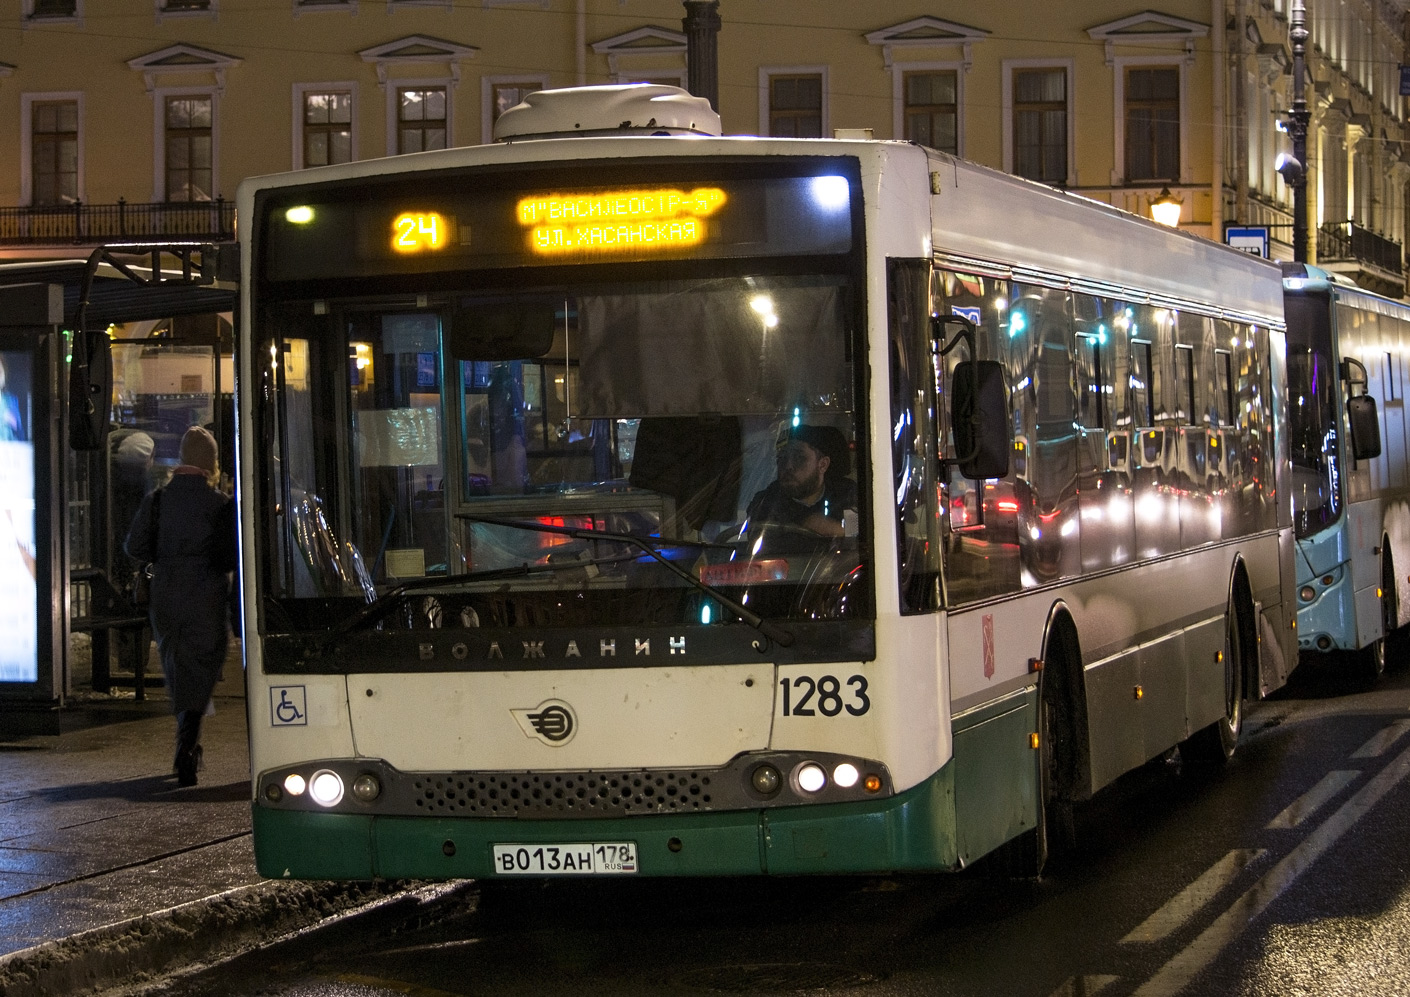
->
0, 247, 236, 733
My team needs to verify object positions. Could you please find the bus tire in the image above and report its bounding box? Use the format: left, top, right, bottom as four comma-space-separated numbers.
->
1181, 602, 1244, 765
994, 614, 1082, 879
1361, 545, 1400, 679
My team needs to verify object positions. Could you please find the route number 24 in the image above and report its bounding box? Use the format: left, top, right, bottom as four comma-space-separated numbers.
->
779, 675, 870, 717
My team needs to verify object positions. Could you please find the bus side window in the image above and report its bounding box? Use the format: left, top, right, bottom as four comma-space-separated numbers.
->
888, 259, 942, 613
1214, 350, 1234, 426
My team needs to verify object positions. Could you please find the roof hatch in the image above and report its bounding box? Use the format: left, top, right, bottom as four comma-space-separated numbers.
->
492, 84, 721, 142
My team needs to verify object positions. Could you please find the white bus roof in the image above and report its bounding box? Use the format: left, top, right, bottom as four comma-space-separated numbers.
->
239, 133, 1283, 327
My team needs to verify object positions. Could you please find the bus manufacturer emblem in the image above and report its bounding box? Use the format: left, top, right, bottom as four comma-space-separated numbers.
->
511, 700, 578, 745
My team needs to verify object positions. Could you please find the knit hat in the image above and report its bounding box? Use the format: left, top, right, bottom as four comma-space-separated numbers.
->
115, 431, 154, 465
179, 426, 218, 473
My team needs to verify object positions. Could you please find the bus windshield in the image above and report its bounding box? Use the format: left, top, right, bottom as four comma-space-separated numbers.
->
255, 272, 869, 636
1285, 288, 1342, 539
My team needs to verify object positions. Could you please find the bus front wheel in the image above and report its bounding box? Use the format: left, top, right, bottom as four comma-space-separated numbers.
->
1358, 548, 1398, 682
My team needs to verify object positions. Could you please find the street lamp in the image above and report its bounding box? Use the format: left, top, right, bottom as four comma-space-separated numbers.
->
1150, 187, 1182, 227
1286, 0, 1311, 262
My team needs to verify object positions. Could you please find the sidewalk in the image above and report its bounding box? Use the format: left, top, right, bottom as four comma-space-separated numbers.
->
0, 637, 402, 997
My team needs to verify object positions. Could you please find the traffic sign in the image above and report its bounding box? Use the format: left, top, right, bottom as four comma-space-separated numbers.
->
1225, 226, 1269, 258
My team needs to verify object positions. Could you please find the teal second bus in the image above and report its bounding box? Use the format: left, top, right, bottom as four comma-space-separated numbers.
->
1285, 263, 1410, 678
237, 84, 1297, 880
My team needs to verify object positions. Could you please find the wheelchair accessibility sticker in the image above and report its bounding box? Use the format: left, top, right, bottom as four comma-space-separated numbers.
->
270, 686, 307, 727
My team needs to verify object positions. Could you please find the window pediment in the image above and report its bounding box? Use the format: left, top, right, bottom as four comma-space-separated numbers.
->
592, 26, 686, 56
126, 43, 242, 91
865, 16, 989, 70
359, 35, 478, 84
1087, 11, 1209, 65
591, 25, 686, 78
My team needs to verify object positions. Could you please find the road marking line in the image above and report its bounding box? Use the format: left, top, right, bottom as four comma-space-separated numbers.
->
1131, 741, 1410, 997
1045, 974, 1120, 997
1351, 718, 1410, 758
1264, 770, 1358, 829
1120, 849, 1266, 944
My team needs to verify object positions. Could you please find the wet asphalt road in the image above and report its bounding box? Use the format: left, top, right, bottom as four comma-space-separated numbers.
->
118, 660, 1410, 997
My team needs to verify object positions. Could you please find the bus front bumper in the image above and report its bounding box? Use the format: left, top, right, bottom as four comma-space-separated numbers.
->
251, 766, 961, 879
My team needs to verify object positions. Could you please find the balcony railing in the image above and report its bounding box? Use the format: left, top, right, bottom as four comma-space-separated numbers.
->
0, 199, 235, 247
1317, 220, 1404, 276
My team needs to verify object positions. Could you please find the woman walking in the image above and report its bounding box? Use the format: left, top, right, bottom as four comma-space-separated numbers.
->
125, 426, 236, 786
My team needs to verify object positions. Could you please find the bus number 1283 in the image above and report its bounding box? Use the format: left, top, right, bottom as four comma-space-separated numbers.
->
779, 675, 870, 717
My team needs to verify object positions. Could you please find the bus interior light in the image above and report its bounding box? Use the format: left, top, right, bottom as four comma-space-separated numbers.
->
809, 175, 850, 211
284, 206, 315, 225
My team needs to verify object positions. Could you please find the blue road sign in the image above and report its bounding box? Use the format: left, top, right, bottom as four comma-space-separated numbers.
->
1225, 226, 1270, 258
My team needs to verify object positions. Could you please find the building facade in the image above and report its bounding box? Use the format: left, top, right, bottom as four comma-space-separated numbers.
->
0, 0, 1406, 290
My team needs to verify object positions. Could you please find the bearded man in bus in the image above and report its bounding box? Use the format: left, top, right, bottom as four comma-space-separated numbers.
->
745, 424, 857, 538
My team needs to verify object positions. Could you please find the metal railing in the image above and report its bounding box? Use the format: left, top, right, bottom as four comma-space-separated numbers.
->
0, 198, 235, 247
1317, 220, 1404, 276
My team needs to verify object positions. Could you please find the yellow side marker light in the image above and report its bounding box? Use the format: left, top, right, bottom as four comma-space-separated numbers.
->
863, 774, 883, 793
1134, 685, 1144, 700
1029, 732, 1040, 749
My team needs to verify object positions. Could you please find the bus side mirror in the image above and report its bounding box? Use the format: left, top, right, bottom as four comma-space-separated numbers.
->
948, 359, 1011, 480
1340, 356, 1382, 461
1347, 394, 1382, 461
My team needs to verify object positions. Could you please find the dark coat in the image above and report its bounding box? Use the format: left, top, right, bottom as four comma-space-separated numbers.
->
746, 475, 859, 528
125, 474, 236, 714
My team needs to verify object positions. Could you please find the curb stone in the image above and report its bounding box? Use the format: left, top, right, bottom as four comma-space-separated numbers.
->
0, 879, 412, 997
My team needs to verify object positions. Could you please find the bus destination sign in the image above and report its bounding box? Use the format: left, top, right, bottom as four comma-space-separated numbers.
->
516, 187, 726, 255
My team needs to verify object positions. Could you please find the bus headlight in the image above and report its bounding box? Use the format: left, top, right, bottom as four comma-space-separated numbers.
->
794, 762, 827, 794
750, 764, 781, 795
351, 773, 382, 802
832, 762, 860, 788
1299, 585, 1316, 602
283, 773, 307, 796
308, 769, 345, 807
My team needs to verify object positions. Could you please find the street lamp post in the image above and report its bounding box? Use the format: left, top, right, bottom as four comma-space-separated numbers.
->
682, 0, 721, 112
1286, 0, 1311, 263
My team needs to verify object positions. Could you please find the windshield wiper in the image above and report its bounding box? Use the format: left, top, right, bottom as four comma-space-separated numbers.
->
457, 514, 795, 648
303, 550, 642, 655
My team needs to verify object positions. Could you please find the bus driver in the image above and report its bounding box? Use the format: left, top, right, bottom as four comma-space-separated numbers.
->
745, 424, 858, 538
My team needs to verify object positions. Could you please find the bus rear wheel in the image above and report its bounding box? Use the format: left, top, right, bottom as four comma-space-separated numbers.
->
1181, 609, 1243, 765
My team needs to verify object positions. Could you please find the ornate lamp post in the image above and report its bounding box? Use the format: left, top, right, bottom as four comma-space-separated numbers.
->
1280, 0, 1312, 263
682, 1, 721, 111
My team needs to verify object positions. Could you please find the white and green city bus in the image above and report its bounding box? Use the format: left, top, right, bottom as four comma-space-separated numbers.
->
1284, 264, 1410, 679
238, 85, 1297, 879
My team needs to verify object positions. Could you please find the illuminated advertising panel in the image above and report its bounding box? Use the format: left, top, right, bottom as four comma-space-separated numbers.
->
0, 348, 36, 683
